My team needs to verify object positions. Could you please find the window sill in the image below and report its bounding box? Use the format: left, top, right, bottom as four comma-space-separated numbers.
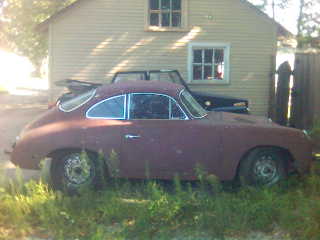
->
187, 80, 230, 86
145, 26, 189, 32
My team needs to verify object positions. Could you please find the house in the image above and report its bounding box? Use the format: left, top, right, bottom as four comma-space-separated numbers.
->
39, 0, 291, 116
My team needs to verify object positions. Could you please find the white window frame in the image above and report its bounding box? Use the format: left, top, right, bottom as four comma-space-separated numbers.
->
145, 0, 189, 32
188, 42, 230, 84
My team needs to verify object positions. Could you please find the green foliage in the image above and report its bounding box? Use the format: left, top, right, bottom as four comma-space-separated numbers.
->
1, 168, 320, 239
0, 0, 76, 67
297, 0, 320, 48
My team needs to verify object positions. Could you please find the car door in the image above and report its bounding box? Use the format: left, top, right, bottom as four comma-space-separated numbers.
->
86, 95, 127, 176
121, 93, 173, 178
121, 92, 222, 180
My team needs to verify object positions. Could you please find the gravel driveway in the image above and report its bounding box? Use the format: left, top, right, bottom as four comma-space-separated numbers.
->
0, 91, 48, 184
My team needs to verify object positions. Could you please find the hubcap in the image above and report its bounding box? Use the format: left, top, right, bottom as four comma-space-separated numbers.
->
64, 153, 92, 185
253, 154, 278, 184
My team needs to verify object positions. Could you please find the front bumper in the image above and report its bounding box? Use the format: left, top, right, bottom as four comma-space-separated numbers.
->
313, 152, 320, 162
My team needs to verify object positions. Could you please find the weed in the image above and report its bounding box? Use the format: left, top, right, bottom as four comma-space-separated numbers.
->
1, 165, 320, 239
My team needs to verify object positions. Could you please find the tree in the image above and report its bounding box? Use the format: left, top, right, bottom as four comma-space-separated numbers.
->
0, 0, 75, 70
297, 0, 320, 48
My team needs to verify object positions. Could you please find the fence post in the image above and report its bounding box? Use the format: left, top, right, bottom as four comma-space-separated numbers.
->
275, 61, 292, 126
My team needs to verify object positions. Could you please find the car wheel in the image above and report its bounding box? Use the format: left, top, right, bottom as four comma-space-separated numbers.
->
238, 148, 287, 186
51, 150, 105, 193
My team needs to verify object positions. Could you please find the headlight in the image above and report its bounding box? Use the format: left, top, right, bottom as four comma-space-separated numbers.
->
233, 102, 246, 107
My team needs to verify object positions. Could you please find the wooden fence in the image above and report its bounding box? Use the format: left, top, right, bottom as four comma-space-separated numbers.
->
273, 53, 320, 130
290, 53, 320, 129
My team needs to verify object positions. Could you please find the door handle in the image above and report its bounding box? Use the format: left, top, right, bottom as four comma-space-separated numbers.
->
125, 134, 141, 139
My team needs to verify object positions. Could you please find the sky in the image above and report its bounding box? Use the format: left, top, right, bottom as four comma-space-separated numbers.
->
249, 0, 300, 34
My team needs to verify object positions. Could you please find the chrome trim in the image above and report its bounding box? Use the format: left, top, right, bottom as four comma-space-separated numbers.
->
128, 92, 189, 120
179, 90, 207, 119
59, 89, 96, 113
125, 134, 141, 139
86, 94, 126, 120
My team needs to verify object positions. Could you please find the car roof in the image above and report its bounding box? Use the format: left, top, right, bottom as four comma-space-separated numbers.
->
96, 81, 185, 98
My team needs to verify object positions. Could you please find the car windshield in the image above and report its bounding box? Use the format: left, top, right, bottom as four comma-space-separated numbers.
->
59, 89, 96, 112
180, 90, 207, 118
149, 71, 181, 84
113, 73, 146, 83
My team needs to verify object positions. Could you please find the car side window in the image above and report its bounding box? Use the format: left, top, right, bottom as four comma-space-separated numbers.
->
86, 95, 125, 119
129, 93, 187, 120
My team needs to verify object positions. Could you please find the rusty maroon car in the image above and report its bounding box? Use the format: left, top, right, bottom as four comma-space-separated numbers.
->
10, 81, 312, 191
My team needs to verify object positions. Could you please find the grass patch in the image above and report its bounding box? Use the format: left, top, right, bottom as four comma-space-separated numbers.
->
0, 170, 320, 240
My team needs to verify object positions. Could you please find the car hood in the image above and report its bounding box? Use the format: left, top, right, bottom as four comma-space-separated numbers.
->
208, 111, 274, 126
191, 90, 248, 102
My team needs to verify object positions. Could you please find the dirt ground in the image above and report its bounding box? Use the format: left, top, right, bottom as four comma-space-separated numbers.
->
0, 91, 48, 183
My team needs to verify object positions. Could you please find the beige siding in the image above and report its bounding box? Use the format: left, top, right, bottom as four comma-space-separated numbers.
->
49, 0, 277, 116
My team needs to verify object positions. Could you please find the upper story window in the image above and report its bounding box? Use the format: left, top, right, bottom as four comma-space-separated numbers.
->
146, 0, 188, 31
129, 93, 187, 120
188, 43, 230, 84
86, 95, 126, 119
149, 0, 181, 27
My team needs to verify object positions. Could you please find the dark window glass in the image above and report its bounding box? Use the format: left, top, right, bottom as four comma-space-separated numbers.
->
130, 94, 170, 120
204, 49, 213, 63
171, 100, 186, 119
162, 12, 170, 26
150, 13, 159, 26
193, 66, 202, 80
172, 0, 181, 10
87, 95, 125, 119
192, 47, 226, 81
150, 0, 159, 10
215, 49, 224, 63
204, 66, 213, 80
193, 50, 202, 63
161, 0, 171, 10
172, 12, 181, 27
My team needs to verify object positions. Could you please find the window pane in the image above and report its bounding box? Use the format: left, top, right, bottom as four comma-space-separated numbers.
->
130, 94, 170, 119
150, 13, 159, 26
204, 49, 213, 63
172, 0, 181, 10
193, 50, 202, 63
60, 89, 96, 112
172, 12, 181, 27
214, 49, 225, 79
87, 95, 125, 119
114, 73, 146, 83
180, 90, 207, 118
214, 64, 224, 80
162, 12, 170, 26
193, 65, 202, 80
150, 0, 159, 10
204, 66, 213, 80
215, 49, 224, 63
171, 100, 186, 119
161, 0, 171, 10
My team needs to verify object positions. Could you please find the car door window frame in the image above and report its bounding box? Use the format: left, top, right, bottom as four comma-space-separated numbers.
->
86, 94, 127, 120
127, 92, 189, 120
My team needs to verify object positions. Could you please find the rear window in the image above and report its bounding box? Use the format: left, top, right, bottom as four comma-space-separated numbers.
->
59, 89, 96, 112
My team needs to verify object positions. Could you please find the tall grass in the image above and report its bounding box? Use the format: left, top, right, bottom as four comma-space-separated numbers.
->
0, 168, 320, 240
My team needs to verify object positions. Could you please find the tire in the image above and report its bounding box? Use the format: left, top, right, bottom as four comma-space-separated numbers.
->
238, 147, 287, 186
50, 150, 106, 193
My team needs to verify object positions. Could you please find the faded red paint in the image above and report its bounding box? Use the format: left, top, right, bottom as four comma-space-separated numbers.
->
10, 81, 313, 181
